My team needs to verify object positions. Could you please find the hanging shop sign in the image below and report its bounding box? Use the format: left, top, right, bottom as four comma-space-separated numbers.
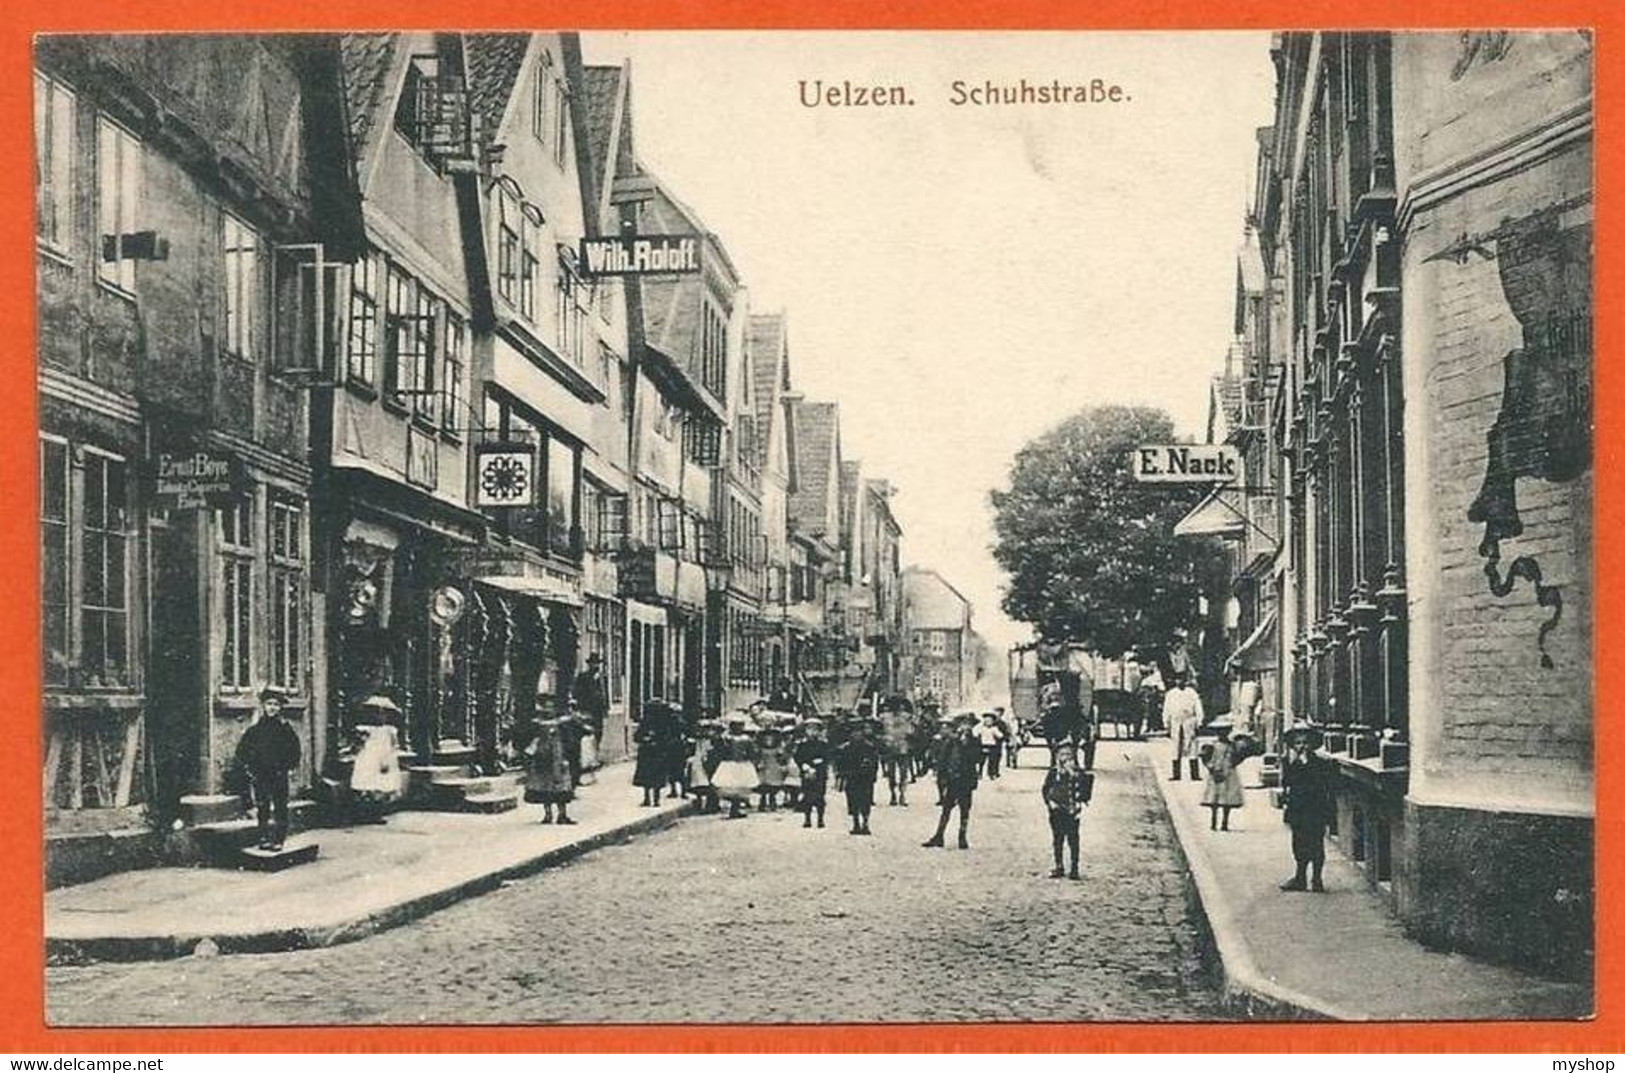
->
474, 443, 536, 507
578, 233, 702, 278
150, 442, 245, 509
1130, 444, 1241, 484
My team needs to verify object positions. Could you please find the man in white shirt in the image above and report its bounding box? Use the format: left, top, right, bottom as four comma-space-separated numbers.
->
1162, 677, 1206, 781
975, 712, 1005, 779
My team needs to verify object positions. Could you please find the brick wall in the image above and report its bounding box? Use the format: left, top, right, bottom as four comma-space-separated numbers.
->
1404, 147, 1592, 801
1395, 32, 1594, 813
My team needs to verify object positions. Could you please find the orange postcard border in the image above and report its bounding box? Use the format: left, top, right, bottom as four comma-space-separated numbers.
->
1, 0, 1617, 1054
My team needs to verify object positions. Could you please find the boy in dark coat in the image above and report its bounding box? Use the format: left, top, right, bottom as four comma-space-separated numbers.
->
923, 713, 981, 849
235, 686, 301, 850
1279, 721, 1336, 892
1042, 742, 1090, 879
794, 718, 832, 829
837, 718, 882, 836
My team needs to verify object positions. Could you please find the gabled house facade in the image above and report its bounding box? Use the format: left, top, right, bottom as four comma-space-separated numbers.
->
323, 32, 485, 785
36, 33, 362, 883
786, 396, 846, 710
748, 313, 796, 697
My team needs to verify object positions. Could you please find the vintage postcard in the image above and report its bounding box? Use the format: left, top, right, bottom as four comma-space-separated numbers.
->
25, 22, 1599, 1040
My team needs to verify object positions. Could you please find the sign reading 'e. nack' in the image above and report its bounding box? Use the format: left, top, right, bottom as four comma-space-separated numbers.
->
578, 234, 702, 278
1130, 444, 1241, 484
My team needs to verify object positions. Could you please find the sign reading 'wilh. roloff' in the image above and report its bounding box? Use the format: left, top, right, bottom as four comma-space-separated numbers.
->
1130, 444, 1241, 483
578, 234, 702, 278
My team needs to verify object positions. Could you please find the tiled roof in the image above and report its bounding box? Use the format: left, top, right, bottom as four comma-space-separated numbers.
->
748, 313, 787, 466
638, 183, 712, 382
839, 460, 861, 543
464, 33, 530, 148
903, 567, 972, 628
578, 65, 624, 209
789, 400, 840, 537
1212, 370, 1245, 436
338, 33, 397, 159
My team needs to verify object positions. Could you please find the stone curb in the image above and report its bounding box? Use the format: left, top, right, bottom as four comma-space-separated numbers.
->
1145, 756, 1362, 1022
46, 800, 697, 966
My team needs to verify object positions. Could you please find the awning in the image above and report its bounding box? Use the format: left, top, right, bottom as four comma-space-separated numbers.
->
1226, 609, 1278, 674
1174, 487, 1247, 539
478, 573, 585, 607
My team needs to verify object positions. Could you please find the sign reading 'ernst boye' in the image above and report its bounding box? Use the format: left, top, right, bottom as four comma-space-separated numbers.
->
578, 234, 702, 277
151, 448, 245, 509
1130, 444, 1241, 483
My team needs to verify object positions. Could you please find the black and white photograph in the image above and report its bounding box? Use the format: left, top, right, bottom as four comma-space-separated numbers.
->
35, 28, 1594, 1026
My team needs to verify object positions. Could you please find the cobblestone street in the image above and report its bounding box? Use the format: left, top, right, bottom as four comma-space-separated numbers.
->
47, 744, 1221, 1025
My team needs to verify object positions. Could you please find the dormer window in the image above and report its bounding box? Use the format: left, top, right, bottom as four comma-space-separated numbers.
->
395, 51, 474, 169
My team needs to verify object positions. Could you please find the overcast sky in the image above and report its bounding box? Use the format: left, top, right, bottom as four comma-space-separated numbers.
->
582, 31, 1277, 652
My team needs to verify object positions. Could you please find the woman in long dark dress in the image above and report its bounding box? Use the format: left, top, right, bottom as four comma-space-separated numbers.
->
633, 701, 677, 806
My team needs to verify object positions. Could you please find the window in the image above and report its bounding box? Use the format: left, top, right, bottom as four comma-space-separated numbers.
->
41, 439, 134, 690
497, 183, 521, 308
40, 437, 70, 685
587, 485, 628, 553
346, 250, 381, 384
484, 392, 581, 558
521, 210, 540, 320
929, 631, 946, 657
442, 311, 465, 434
80, 451, 131, 689
699, 301, 727, 398
411, 288, 439, 424
35, 71, 75, 251
219, 496, 254, 691
556, 255, 588, 367
268, 498, 304, 692
96, 118, 141, 292
657, 498, 683, 551
684, 419, 722, 467
222, 213, 259, 360
384, 263, 435, 411
543, 435, 579, 557
532, 52, 554, 143
496, 182, 543, 322
551, 76, 569, 165
583, 597, 625, 705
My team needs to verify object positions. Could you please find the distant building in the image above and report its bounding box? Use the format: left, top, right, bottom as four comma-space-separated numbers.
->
901, 567, 975, 710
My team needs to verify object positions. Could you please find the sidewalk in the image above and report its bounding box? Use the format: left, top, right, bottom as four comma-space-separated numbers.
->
1148, 742, 1592, 1021
47, 761, 692, 964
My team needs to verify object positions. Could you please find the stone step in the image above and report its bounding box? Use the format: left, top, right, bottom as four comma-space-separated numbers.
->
236, 839, 320, 871
457, 791, 519, 814
188, 800, 320, 859
405, 763, 472, 781
431, 772, 524, 797
432, 740, 478, 767
178, 793, 243, 826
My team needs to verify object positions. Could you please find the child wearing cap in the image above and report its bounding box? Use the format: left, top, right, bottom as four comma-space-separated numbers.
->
234, 687, 301, 851
836, 718, 882, 836
794, 718, 831, 829
1042, 742, 1091, 879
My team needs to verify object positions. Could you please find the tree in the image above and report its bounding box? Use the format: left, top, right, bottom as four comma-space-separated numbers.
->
989, 405, 1221, 656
